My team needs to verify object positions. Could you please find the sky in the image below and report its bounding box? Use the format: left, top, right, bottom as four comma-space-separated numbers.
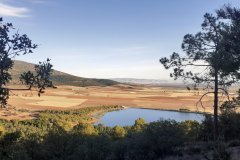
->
0, 0, 239, 80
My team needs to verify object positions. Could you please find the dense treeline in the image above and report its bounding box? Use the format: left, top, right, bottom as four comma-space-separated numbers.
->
0, 106, 240, 159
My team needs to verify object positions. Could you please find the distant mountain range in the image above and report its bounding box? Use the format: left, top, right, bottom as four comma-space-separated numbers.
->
111, 78, 183, 86
10, 60, 118, 87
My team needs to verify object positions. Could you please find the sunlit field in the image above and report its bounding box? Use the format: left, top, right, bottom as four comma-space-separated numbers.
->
2, 84, 235, 120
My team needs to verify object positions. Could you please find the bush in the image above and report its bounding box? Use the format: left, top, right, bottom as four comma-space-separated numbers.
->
1, 106, 240, 159
131, 118, 146, 132
199, 114, 214, 141
219, 112, 240, 141
180, 120, 200, 141
0, 124, 5, 137
73, 123, 98, 136
112, 125, 126, 139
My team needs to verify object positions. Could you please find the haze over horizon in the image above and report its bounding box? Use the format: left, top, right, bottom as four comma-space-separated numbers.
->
0, 0, 239, 80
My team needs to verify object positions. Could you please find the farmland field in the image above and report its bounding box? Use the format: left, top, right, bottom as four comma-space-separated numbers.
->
2, 84, 231, 120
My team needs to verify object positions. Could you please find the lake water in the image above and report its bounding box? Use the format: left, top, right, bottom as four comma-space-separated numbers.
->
96, 108, 205, 127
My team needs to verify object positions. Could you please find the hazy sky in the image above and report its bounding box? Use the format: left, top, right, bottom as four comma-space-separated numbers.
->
0, 0, 239, 79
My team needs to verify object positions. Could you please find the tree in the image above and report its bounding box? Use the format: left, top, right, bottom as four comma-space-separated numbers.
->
73, 123, 98, 136
132, 118, 146, 132
160, 5, 240, 141
0, 18, 54, 108
112, 125, 126, 139
0, 124, 4, 137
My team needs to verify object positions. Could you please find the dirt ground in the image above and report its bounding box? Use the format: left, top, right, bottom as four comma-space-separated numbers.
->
1, 84, 236, 120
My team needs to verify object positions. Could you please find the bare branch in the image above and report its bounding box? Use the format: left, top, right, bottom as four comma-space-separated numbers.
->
196, 92, 214, 109
2, 86, 31, 91
182, 64, 211, 67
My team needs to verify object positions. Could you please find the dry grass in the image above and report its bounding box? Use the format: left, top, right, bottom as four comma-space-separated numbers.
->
1, 84, 235, 120
19, 95, 87, 108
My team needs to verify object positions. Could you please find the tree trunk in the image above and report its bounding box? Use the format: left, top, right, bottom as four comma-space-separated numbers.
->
213, 70, 219, 141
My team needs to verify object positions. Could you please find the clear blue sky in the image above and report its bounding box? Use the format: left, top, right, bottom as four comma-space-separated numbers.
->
0, 0, 239, 79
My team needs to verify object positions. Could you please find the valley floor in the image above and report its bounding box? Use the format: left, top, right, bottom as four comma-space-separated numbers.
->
2, 84, 236, 120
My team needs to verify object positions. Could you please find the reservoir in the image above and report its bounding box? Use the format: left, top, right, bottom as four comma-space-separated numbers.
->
96, 108, 204, 127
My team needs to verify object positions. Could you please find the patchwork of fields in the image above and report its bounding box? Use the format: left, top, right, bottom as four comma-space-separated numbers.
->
2, 84, 232, 120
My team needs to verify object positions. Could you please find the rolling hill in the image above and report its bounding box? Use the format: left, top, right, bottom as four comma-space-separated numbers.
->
10, 60, 118, 87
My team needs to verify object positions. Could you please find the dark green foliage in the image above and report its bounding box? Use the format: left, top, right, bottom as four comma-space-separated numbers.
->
0, 119, 188, 160
0, 18, 35, 107
95, 124, 112, 137
0, 105, 239, 159
160, 6, 240, 84
220, 89, 240, 113
160, 5, 240, 141
0, 18, 53, 107
121, 120, 187, 159
199, 114, 214, 141
219, 111, 240, 141
213, 141, 231, 160
0, 88, 8, 107
20, 59, 54, 96
0, 131, 22, 160
20, 59, 54, 97
198, 112, 240, 142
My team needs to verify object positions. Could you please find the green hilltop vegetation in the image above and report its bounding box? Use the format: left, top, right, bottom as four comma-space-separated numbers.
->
10, 60, 118, 87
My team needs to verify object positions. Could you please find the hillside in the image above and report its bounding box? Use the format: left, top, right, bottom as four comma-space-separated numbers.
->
10, 60, 118, 87
111, 78, 184, 87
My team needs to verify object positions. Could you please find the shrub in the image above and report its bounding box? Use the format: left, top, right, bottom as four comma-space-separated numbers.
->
180, 120, 200, 141
73, 123, 98, 136
112, 125, 126, 139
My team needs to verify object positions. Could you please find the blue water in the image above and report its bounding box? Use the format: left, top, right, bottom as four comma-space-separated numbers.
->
96, 108, 204, 127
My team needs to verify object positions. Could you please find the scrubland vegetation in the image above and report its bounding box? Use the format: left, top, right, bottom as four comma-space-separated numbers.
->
1, 2, 240, 160
0, 105, 239, 160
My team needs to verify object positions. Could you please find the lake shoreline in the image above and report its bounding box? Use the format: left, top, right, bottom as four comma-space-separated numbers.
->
122, 105, 209, 115
89, 106, 124, 124
93, 105, 206, 126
